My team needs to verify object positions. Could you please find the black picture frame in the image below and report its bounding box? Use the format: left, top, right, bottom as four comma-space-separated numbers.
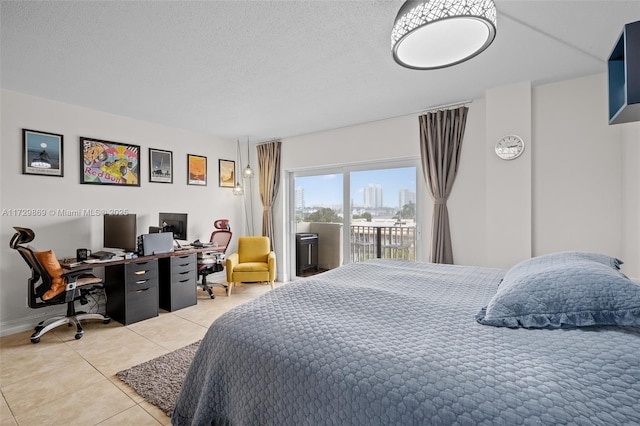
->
187, 154, 207, 186
80, 137, 141, 186
22, 129, 64, 177
149, 148, 173, 183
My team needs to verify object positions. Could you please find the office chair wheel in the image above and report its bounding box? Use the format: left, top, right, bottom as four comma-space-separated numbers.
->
75, 332, 83, 340
103, 318, 111, 324
31, 337, 40, 344
210, 293, 216, 299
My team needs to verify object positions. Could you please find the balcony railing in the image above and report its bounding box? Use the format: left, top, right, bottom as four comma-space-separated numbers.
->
350, 223, 416, 262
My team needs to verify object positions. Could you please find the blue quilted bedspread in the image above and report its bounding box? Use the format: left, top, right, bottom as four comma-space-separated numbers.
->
172, 259, 640, 425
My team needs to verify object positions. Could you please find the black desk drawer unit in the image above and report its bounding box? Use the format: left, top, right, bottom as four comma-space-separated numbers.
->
105, 259, 159, 325
159, 252, 197, 312
125, 261, 158, 291
125, 285, 159, 325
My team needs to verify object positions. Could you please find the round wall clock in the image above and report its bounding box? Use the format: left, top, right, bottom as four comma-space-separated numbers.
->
495, 135, 525, 160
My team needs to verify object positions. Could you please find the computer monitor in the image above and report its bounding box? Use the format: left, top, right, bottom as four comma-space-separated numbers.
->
103, 213, 137, 252
159, 212, 188, 241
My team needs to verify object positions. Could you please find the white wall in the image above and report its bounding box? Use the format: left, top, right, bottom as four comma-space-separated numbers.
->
3, 72, 639, 336
485, 82, 532, 268
274, 73, 639, 279
0, 90, 243, 336
621, 122, 640, 276
532, 74, 626, 263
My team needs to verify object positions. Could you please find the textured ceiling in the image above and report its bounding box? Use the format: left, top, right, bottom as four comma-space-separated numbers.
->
1, 1, 639, 142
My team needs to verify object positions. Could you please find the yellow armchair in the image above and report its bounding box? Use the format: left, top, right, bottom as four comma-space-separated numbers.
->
225, 236, 276, 295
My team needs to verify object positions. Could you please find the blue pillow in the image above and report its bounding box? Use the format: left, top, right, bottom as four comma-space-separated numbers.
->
476, 252, 640, 329
504, 251, 623, 272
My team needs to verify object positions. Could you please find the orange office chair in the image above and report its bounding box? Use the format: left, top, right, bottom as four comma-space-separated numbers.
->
9, 227, 110, 343
196, 219, 232, 299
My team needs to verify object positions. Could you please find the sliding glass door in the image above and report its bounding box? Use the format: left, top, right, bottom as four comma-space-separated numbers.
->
349, 167, 417, 263
289, 159, 420, 279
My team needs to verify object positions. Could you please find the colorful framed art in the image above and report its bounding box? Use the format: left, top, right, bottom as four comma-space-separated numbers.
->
80, 137, 140, 186
218, 159, 235, 188
149, 148, 173, 183
22, 129, 64, 177
187, 154, 207, 186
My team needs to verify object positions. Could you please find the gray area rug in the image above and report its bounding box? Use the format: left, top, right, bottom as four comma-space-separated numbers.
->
116, 340, 201, 417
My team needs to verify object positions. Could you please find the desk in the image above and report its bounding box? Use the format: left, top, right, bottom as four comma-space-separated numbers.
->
62, 247, 220, 325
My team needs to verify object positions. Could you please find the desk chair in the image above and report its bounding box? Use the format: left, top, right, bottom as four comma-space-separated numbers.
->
225, 236, 276, 296
10, 227, 111, 343
196, 219, 232, 299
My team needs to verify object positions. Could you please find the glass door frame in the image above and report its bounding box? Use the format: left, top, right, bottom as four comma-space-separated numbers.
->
287, 157, 423, 281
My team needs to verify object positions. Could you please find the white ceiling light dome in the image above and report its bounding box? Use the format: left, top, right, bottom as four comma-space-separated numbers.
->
392, 0, 497, 70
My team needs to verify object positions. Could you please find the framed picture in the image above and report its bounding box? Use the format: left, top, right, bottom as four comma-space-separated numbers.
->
22, 129, 64, 177
149, 148, 173, 183
187, 154, 207, 186
80, 137, 140, 186
218, 159, 235, 188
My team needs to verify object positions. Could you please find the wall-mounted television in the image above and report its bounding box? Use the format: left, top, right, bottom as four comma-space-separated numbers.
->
159, 212, 188, 240
103, 213, 137, 252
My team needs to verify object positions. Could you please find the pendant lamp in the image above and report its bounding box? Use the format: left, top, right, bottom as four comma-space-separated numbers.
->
391, 0, 497, 70
233, 139, 244, 196
242, 137, 254, 179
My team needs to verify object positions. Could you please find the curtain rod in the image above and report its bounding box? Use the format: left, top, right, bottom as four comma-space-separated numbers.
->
421, 99, 473, 113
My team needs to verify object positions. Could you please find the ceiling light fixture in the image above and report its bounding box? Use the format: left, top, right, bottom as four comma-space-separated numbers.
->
242, 137, 254, 179
391, 0, 497, 70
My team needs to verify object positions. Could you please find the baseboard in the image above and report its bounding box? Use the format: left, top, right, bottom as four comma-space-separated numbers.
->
0, 307, 66, 337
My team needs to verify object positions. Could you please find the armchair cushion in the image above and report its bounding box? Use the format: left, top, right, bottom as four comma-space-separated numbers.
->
234, 262, 270, 273
238, 237, 271, 263
34, 250, 66, 300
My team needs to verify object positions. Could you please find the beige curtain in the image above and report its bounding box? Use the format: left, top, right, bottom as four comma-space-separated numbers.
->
257, 140, 282, 248
419, 106, 468, 264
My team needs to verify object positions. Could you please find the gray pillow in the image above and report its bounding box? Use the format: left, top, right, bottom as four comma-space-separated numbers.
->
476, 252, 640, 329
502, 250, 623, 272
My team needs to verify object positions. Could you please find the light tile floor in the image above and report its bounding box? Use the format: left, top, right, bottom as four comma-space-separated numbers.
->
0, 281, 281, 426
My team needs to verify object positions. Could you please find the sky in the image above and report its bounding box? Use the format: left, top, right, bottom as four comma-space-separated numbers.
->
295, 167, 417, 208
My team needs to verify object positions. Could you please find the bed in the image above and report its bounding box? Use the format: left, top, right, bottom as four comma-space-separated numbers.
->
173, 254, 640, 425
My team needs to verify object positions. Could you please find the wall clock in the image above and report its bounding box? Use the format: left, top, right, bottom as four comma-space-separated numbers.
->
495, 135, 525, 160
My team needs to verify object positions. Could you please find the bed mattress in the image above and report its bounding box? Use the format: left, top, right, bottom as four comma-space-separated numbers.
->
173, 259, 640, 425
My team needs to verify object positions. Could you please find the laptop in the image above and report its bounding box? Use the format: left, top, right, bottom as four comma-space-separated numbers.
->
141, 232, 174, 256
